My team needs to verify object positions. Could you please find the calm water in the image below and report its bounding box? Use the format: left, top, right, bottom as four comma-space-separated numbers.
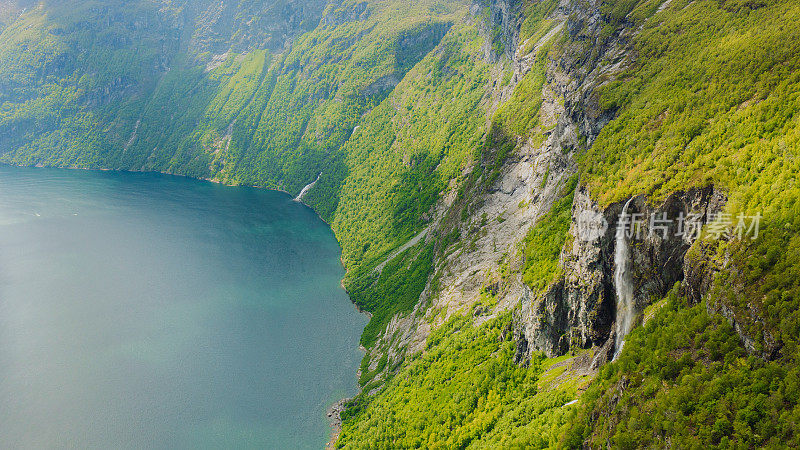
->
0, 166, 366, 449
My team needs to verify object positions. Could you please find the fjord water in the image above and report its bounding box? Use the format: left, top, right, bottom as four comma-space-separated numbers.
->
0, 166, 366, 449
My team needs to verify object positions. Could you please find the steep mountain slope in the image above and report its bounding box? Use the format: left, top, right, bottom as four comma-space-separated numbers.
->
335, 0, 800, 445
0, 0, 325, 168
1, 0, 799, 447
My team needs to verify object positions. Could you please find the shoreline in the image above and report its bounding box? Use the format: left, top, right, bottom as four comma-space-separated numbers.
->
21, 162, 324, 218
2, 161, 367, 447
326, 398, 350, 449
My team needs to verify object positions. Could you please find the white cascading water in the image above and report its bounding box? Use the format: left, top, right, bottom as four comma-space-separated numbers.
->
294, 173, 321, 201
613, 197, 635, 359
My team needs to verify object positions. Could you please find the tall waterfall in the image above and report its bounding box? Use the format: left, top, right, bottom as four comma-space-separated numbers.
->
613, 197, 635, 359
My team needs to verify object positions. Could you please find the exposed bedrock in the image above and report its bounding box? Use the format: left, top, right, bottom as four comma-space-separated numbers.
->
514, 186, 727, 363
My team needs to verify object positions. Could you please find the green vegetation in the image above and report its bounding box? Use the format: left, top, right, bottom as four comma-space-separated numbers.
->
330, 1, 563, 350
558, 0, 800, 445
494, 58, 547, 138
3, 0, 800, 447
338, 314, 585, 448
708, 226, 800, 361
0, 0, 491, 350
349, 243, 435, 348
336, 0, 800, 445
561, 288, 800, 448
213, 8, 460, 194
0, 1, 167, 167
581, 0, 800, 208
320, 20, 498, 347
519, 0, 559, 45
329, 21, 490, 277
522, 175, 577, 292
0, 0, 465, 192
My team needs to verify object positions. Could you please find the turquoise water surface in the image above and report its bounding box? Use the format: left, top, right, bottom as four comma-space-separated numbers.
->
0, 166, 366, 449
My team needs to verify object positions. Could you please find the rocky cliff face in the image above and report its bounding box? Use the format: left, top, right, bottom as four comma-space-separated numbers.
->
685, 227, 785, 361
482, 0, 522, 60
514, 186, 728, 363
359, 0, 619, 379
359, 0, 761, 381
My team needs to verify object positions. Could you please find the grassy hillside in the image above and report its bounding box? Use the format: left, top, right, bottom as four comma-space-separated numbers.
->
338, 314, 588, 448
0, 0, 329, 168
581, 0, 800, 210
0, 1, 171, 165
551, 0, 800, 446
561, 288, 800, 448
327, 21, 495, 344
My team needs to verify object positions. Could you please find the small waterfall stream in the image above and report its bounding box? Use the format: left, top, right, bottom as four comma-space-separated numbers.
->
295, 173, 321, 201
613, 197, 635, 359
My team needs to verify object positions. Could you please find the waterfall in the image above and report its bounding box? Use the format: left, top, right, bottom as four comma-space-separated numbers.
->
294, 173, 321, 202
613, 197, 635, 359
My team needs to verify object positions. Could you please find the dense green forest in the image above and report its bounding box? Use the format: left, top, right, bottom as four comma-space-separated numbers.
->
1, 0, 799, 447
579, 0, 800, 375
562, 288, 800, 448
338, 314, 587, 448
